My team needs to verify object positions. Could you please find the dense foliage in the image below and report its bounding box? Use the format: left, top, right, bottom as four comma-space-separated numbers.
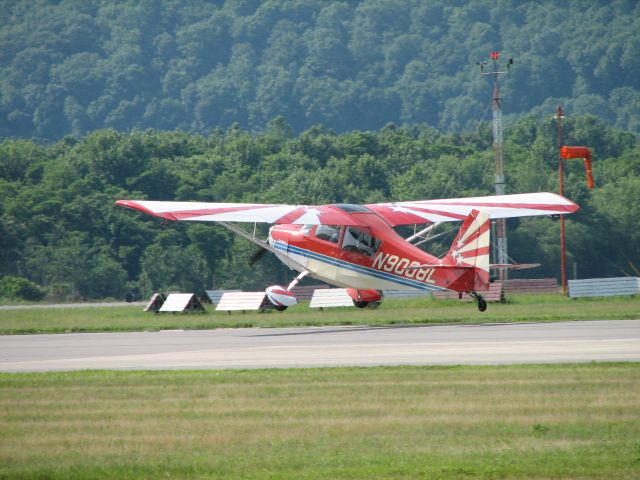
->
0, 275, 45, 301
1, 0, 639, 140
0, 116, 638, 300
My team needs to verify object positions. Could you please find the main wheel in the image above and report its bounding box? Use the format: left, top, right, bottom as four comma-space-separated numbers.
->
275, 305, 288, 312
477, 298, 487, 312
353, 300, 370, 308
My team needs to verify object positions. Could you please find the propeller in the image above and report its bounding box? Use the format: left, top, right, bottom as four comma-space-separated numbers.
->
249, 247, 269, 266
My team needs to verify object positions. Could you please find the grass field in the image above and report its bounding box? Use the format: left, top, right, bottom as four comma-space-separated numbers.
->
1, 364, 639, 479
0, 294, 639, 334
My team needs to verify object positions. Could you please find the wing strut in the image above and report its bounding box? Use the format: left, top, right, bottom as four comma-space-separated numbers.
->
287, 271, 309, 291
406, 223, 441, 243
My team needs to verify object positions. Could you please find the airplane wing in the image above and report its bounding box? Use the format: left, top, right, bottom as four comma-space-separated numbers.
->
365, 192, 579, 226
114, 200, 362, 225
116, 192, 578, 227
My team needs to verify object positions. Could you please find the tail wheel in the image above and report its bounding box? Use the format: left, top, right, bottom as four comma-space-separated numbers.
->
353, 300, 370, 308
469, 291, 487, 312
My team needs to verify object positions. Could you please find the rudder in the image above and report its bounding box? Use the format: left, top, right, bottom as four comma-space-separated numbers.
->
443, 209, 491, 290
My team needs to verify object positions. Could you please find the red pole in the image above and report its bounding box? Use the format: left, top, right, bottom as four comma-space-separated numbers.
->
556, 106, 568, 296
560, 199, 567, 295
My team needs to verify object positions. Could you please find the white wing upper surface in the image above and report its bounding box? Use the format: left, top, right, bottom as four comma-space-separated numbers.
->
115, 200, 362, 225
116, 192, 578, 226
366, 192, 579, 226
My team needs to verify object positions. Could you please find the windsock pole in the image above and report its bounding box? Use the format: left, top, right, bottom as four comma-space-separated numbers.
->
556, 106, 594, 295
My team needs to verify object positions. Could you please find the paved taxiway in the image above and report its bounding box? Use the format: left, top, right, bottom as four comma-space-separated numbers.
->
1, 320, 639, 372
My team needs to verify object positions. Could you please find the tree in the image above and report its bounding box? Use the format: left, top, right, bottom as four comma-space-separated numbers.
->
139, 230, 210, 295
0, 276, 45, 301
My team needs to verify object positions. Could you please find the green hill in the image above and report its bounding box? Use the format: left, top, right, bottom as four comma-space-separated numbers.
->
1, 0, 638, 140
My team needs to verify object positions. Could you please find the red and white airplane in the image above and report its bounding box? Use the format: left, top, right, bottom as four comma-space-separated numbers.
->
116, 192, 578, 311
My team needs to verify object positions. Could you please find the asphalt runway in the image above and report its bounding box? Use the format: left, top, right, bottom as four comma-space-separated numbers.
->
1, 320, 639, 372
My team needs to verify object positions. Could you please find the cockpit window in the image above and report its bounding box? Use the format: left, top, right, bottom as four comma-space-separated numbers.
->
342, 227, 381, 257
301, 224, 313, 236
315, 224, 340, 243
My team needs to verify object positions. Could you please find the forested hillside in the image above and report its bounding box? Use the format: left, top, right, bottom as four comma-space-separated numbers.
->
1, 0, 639, 140
1, 117, 638, 300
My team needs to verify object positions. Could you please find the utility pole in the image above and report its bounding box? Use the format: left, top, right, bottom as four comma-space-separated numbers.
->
555, 105, 568, 295
479, 52, 513, 280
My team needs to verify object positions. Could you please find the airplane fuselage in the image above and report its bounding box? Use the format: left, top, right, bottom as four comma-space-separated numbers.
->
267, 206, 476, 293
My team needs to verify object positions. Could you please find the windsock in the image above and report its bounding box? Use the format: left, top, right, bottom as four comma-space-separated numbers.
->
560, 146, 594, 189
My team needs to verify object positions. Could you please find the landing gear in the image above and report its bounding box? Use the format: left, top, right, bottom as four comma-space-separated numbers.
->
264, 271, 309, 313
346, 288, 383, 309
353, 300, 382, 309
469, 291, 487, 312
477, 298, 487, 312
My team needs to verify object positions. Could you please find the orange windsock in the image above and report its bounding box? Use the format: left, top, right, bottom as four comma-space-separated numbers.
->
560, 146, 594, 189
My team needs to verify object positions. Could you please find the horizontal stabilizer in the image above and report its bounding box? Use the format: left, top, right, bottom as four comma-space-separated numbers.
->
401, 263, 473, 272
490, 263, 540, 270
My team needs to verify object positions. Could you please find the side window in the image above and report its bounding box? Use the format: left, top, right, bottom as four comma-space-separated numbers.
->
342, 227, 381, 257
315, 224, 340, 243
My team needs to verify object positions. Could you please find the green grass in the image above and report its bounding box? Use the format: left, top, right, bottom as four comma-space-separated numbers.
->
0, 294, 638, 334
1, 364, 639, 479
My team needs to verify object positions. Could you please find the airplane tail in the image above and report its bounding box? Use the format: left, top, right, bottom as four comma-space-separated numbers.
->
443, 209, 490, 290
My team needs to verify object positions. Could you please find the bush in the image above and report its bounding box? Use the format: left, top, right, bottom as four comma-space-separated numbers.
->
0, 276, 46, 301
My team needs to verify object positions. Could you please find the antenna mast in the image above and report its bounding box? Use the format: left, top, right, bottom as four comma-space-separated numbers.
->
478, 51, 513, 280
